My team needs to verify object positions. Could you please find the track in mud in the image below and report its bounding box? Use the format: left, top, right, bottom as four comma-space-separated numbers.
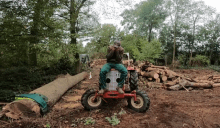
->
2, 66, 220, 128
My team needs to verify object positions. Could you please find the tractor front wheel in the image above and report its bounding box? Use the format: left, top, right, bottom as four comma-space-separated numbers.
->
81, 89, 103, 110
128, 90, 150, 112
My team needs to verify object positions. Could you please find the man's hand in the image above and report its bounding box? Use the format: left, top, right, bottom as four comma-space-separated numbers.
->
109, 46, 115, 51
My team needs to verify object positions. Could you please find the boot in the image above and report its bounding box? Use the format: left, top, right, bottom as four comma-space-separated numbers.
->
117, 87, 124, 94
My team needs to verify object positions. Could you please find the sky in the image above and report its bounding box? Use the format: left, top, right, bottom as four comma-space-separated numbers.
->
99, 0, 220, 27
82, 0, 220, 46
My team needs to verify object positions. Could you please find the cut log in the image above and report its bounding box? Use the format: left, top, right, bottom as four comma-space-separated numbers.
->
185, 82, 212, 88
213, 77, 220, 80
164, 78, 180, 87
148, 82, 163, 88
213, 79, 220, 83
168, 84, 182, 91
30, 72, 88, 107
141, 71, 159, 79
138, 63, 145, 68
155, 78, 161, 83
213, 83, 220, 87
136, 68, 141, 73
0, 72, 88, 119
148, 78, 153, 81
165, 70, 176, 78
160, 75, 167, 82
151, 65, 167, 69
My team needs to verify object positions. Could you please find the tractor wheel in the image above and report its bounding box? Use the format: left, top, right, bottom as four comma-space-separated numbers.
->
129, 70, 138, 91
128, 90, 150, 112
81, 89, 103, 110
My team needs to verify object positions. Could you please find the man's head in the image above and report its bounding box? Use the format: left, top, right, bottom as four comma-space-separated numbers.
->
114, 40, 121, 48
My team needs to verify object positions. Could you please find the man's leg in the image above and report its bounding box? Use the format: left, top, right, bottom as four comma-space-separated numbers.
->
114, 64, 128, 93
99, 63, 112, 91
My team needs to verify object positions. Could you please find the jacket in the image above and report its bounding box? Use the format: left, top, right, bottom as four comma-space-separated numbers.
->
106, 45, 124, 64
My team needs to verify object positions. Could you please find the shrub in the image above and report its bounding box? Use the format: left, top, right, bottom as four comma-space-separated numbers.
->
191, 55, 210, 66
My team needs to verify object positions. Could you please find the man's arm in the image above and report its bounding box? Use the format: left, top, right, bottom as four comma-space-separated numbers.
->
106, 46, 115, 59
115, 47, 124, 62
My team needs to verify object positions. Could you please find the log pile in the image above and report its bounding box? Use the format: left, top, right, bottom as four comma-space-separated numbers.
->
136, 61, 217, 91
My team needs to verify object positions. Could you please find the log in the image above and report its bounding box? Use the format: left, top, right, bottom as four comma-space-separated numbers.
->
145, 67, 160, 73
151, 65, 167, 69
141, 71, 159, 79
136, 68, 141, 73
164, 78, 180, 87
165, 70, 176, 78
168, 84, 182, 90
185, 82, 212, 88
213, 83, 220, 87
213, 79, 220, 82
148, 82, 163, 88
213, 77, 220, 80
148, 78, 153, 81
155, 78, 161, 83
138, 63, 145, 68
0, 72, 88, 119
160, 75, 167, 82
30, 72, 88, 107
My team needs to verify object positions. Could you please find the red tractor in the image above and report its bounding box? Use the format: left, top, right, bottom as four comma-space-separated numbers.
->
81, 53, 150, 112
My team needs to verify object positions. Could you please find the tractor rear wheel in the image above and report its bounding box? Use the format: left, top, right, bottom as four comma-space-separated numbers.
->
81, 89, 103, 110
128, 90, 150, 112
129, 71, 138, 91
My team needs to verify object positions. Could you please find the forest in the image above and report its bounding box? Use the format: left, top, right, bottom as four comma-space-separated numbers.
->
0, 0, 220, 104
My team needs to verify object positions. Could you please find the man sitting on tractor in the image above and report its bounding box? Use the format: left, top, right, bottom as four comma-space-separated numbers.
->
98, 41, 128, 94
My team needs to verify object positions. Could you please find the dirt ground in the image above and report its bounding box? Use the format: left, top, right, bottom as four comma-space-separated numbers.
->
1, 65, 220, 128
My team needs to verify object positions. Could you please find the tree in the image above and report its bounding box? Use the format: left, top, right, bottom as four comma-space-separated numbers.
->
185, 0, 215, 65
121, 0, 167, 41
165, 0, 190, 66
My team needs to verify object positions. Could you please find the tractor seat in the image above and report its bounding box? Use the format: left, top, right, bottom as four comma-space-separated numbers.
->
110, 68, 116, 71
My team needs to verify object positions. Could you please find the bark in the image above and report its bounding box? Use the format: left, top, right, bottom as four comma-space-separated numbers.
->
155, 78, 161, 83
0, 72, 88, 119
172, 21, 177, 67
30, 72, 88, 107
213, 77, 220, 80
213, 83, 220, 87
70, 0, 87, 73
141, 71, 159, 79
164, 78, 179, 87
213, 79, 220, 83
151, 65, 167, 69
29, 0, 42, 66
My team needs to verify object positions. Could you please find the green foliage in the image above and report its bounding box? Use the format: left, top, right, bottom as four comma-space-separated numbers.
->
178, 54, 188, 66
191, 55, 210, 66
84, 117, 95, 125
105, 113, 120, 126
45, 123, 50, 128
121, 35, 162, 62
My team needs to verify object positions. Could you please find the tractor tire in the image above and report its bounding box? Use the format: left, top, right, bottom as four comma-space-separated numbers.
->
81, 89, 103, 110
129, 70, 138, 91
127, 90, 150, 112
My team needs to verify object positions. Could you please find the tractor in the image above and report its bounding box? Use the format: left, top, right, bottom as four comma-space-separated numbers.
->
81, 53, 150, 112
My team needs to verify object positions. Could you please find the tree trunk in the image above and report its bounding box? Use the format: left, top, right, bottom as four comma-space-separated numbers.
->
172, 21, 177, 67
29, 0, 42, 66
148, 24, 152, 42
141, 71, 159, 79
70, 0, 87, 73
30, 72, 88, 107
0, 72, 88, 119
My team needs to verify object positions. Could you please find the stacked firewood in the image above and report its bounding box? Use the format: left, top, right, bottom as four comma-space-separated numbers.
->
136, 61, 218, 91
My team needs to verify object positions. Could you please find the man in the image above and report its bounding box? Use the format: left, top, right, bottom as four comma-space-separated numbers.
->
98, 41, 128, 94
